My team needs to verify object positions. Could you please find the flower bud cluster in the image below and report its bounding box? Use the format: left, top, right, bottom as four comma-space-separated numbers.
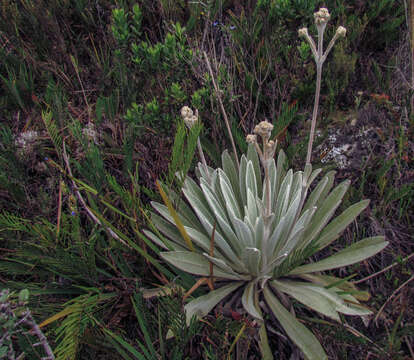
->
246, 120, 277, 165
180, 106, 198, 129
298, 27, 309, 38
336, 26, 346, 38
298, 7, 346, 67
314, 8, 330, 26
254, 121, 274, 141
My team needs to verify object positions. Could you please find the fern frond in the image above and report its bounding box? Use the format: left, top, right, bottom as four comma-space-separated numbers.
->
53, 292, 116, 360
42, 110, 63, 157
0, 212, 33, 233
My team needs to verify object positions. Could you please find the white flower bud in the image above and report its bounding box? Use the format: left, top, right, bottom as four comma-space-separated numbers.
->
314, 8, 330, 25
184, 115, 198, 129
336, 26, 346, 38
264, 140, 277, 159
298, 27, 309, 38
246, 134, 257, 144
180, 106, 193, 119
254, 121, 274, 140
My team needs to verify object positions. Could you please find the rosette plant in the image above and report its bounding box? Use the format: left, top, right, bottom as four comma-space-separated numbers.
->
144, 9, 388, 360
145, 117, 387, 359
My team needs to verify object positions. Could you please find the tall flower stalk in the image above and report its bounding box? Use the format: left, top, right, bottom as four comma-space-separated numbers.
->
299, 8, 347, 165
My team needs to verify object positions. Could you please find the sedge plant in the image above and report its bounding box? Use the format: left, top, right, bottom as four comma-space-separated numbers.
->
145, 8, 388, 360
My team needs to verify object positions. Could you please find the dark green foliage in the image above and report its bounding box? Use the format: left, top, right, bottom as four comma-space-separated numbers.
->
0, 0, 412, 359
105, 291, 248, 360
167, 120, 202, 188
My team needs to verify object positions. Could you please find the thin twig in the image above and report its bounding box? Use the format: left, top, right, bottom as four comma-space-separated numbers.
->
405, 334, 414, 358
21, 311, 55, 360
70, 55, 90, 121
354, 252, 414, 284
374, 274, 414, 324
203, 51, 239, 167
410, 0, 414, 114
62, 142, 130, 248
56, 179, 63, 239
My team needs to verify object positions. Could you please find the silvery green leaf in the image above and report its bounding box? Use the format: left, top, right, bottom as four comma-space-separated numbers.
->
222, 150, 243, 210
263, 286, 327, 360
219, 169, 242, 219
255, 197, 264, 218
274, 169, 293, 224
151, 213, 187, 247
271, 280, 340, 321
301, 176, 327, 215
276, 208, 311, 257
301, 171, 335, 215
231, 217, 254, 248
246, 188, 258, 225
242, 281, 263, 320
267, 214, 288, 258
259, 320, 274, 360
300, 277, 371, 315
306, 168, 322, 188
162, 188, 202, 230
274, 150, 287, 203
161, 251, 245, 280
202, 253, 246, 279
254, 217, 265, 250
152, 202, 193, 228
298, 274, 371, 302
268, 159, 277, 207
200, 177, 227, 218
242, 247, 262, 276
143, 230, 185, 251
239, 155, 248, 205
247, 143, 262, 197
200, 182, 242, 255
289, 171, 303, 204
274, 280, 371, 318
184, 217, 246, 273
303, 163, 312, 185
272, 190, 302, 257
333, 297, 372, 316
197, 162, 215, 181
246, 160, 258, 199
183, 177, 215, 224
184, 227, 225, 260
289, 236, 388, 275
300, 180, 350, 249
183, 182, 219, 237
209, 173, 228, 210
314, 170, 336, 210
316, 200, 370, 250
184, 282, 243, 325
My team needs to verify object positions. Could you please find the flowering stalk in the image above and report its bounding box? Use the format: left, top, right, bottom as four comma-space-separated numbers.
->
299, 8, 346, 165
246, 121, 276, 268
181, 106, 210, 183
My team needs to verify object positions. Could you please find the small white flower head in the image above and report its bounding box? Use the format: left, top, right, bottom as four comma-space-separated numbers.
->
184, 115, 198, 129
298, 27, 309, 38
254, 120, 274, 140
314, 8, 330, 26
265, 139, 277, 158
246, 134, 257, 144
15, 131, 40, 158
180, 106, 193, 119
336, 26, 346, 38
